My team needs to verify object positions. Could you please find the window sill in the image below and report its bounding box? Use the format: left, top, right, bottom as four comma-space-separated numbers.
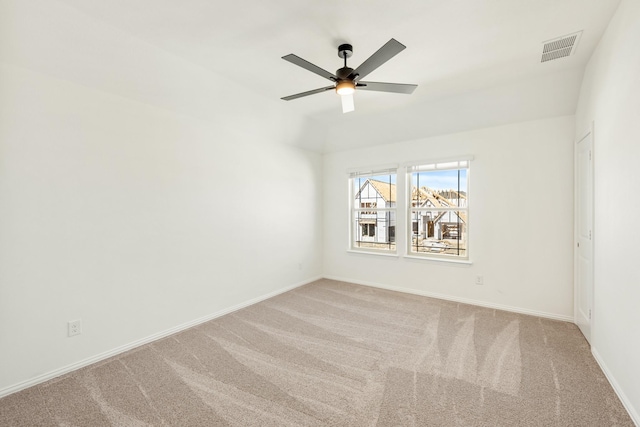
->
403, 255, 473, 265
347, 249, 399, 258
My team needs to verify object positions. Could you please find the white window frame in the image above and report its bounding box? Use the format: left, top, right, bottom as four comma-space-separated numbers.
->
348, 166, 398, 255
406, 158, 471, 261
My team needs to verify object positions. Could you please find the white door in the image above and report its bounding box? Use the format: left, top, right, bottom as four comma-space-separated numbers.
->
576, 130, 593, 343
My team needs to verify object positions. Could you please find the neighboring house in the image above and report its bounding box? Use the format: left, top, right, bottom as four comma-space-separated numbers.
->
354, 179, 396, 245
411, 186, 467, 241
354, 179, 466, 246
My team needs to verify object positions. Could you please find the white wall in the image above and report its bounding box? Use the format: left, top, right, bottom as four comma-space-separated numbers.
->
574, 0, 640, 422
324, 116, 575, 320
0, 1, 322, 394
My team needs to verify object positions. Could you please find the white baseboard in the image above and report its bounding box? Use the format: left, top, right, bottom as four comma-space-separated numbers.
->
323, 275, 574, 322
0, 275, 321, 399
592, 347, 640, 426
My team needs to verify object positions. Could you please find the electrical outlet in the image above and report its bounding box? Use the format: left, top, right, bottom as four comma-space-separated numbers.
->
68, 319, 82, 337
475, 275, 484, 285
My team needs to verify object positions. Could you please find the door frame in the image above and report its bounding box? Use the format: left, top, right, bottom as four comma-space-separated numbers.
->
574, 122, 595, 343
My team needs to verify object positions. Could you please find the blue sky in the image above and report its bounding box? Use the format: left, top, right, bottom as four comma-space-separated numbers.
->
412, 170, 467, 192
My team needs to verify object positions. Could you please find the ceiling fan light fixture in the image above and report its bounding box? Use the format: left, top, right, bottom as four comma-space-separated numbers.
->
336, 80, 355, 96
341, 93, 354, 113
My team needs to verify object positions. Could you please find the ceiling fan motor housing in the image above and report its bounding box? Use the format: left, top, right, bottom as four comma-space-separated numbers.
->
336, 67, 354, 80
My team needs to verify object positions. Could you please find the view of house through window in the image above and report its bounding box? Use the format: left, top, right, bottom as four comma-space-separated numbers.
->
408, 160, 469, 259
350, 171, 397, 252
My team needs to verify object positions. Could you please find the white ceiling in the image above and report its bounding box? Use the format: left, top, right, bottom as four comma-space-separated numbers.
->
11, 0, 623, 151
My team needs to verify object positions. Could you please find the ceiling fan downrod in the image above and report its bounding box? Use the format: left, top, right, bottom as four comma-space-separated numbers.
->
337, 44, 354, 81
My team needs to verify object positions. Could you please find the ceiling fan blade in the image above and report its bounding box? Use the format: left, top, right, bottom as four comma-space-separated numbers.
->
281, 86, 335, 101
357, 81, 418, 94
282, 54, 337, 82
349, 39, 406, 81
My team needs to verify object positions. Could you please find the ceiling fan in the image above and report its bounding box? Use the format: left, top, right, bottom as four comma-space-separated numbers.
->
281, 38, 418, 113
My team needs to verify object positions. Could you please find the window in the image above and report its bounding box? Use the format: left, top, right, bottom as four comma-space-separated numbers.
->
408, 160, 469, 259
350, 168, 397, 253
361, 223, 376, 237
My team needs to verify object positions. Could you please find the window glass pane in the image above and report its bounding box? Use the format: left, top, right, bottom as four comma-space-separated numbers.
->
353, 174, 396, 209
352, 211, 396, 251
409, 162, 469, 260
351, 171, 397, 253
409, 210, 466, 256
411, 169, 467, 207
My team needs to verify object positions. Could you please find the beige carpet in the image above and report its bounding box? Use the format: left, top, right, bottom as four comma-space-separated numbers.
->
0, 279, 633, 426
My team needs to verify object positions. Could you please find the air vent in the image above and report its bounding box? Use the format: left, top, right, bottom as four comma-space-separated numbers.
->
541, 31, 582, 62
